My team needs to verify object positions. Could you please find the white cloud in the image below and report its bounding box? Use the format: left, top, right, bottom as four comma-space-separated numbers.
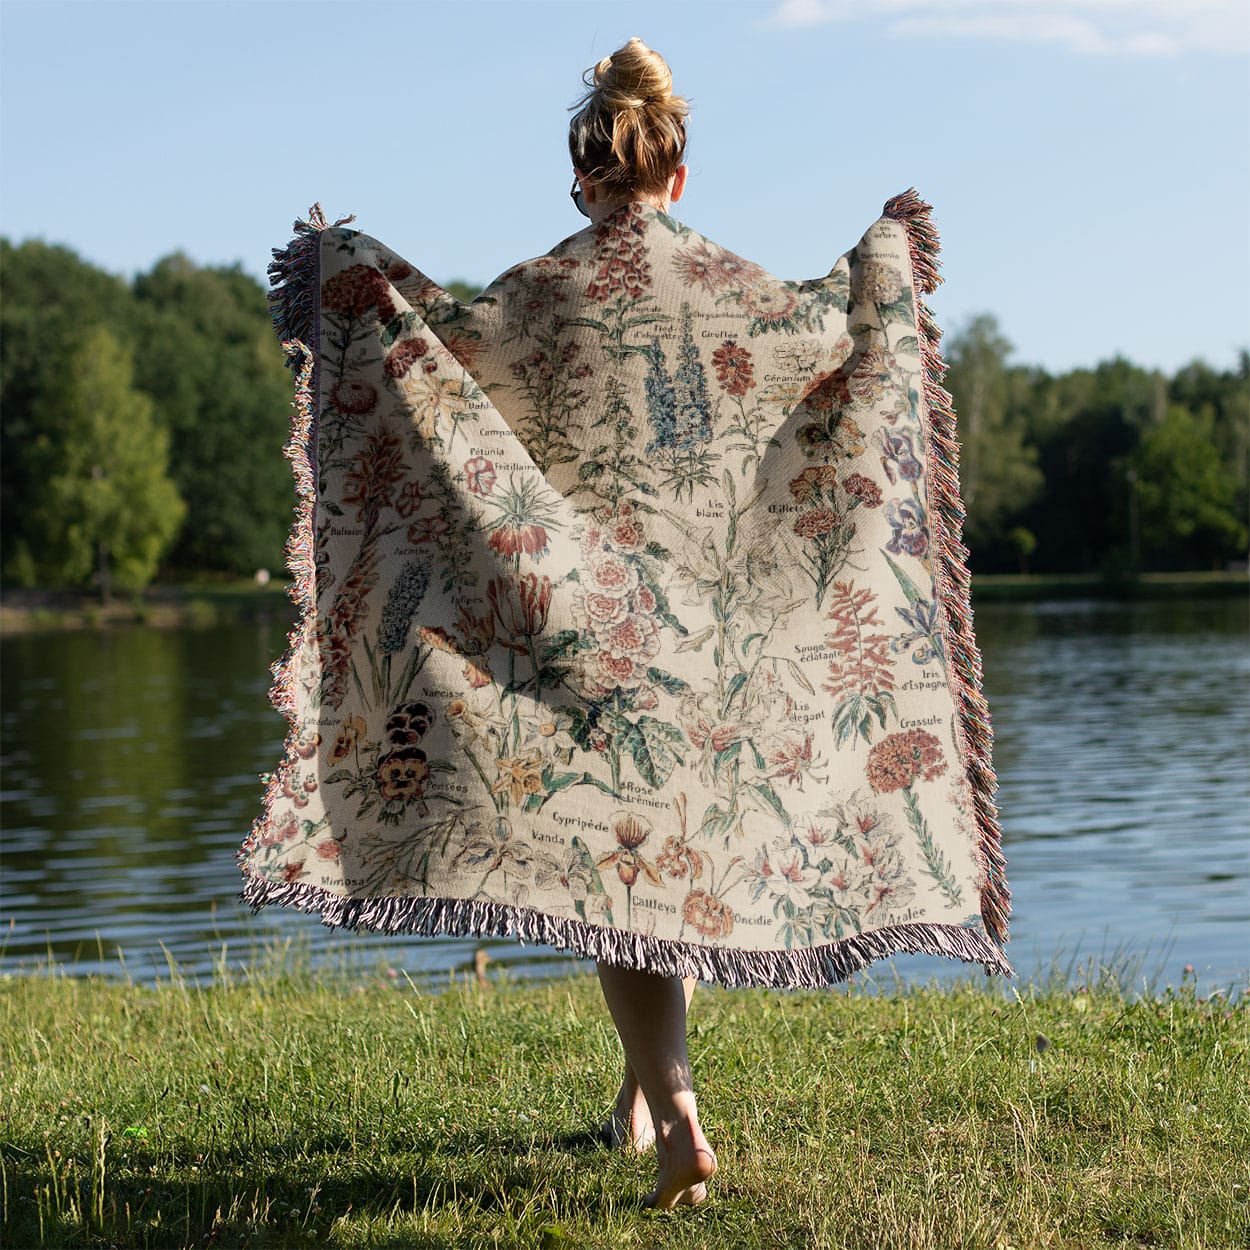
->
766, 0, 1250, 57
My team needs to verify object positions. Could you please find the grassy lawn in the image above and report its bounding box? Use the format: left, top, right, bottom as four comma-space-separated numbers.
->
1, 960, 1245, 1249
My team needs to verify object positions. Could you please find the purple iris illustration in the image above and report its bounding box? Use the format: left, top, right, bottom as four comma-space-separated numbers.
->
878, 429, 923, 485
884, 498, 929, 559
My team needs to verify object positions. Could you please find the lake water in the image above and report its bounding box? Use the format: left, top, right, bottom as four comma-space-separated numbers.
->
2, 597, 1247, 994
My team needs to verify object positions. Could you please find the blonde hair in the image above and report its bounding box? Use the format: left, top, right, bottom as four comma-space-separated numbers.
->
568, 38, 688, 198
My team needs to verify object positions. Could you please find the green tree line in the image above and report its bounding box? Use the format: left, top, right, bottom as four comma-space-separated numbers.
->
1, 239, 1245, 594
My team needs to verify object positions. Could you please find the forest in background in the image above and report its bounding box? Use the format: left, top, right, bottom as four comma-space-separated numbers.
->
1, 238, 1245, 595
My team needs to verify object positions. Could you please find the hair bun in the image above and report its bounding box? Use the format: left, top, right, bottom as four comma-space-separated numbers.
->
569, 38, 689, 197
594, 36, 673, 110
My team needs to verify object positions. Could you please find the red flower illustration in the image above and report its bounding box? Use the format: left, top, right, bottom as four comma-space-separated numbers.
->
672, 240, 765, 292
585, 205, 651, 302
488, 573, 552, 638
321, 264, 395, 322
823, 582, 895, 700
793, 506, 840, 539
331, 380, 379, 415
656, 836, 704, 881
866, 729, 947, 794
711, 340, 755, 397
341, 426, 406, 526
767, 732, 815, 787
464, 456, 497, 495
384, 337, 430, 377
408, 515, 451, 544
488, 522, 549, 559
392, 481, 421, 519
842, 472, 883, 507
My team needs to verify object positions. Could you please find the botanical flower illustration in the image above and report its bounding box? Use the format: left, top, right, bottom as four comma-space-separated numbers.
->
884, 498, 929, 560
586, 205, 651, 302
772, 340, 820, 374
823, 582, 897, 746
711, 340, 755, 398
464, 456, 497, 495
396, 372, 473, 443
867, 730, 961, 907
378, 559, 431, 655
858, 260, 904, 307
878, 429, 924, 485
656, 835, 704, 880
867, 729, 946, 794
597, 812, 662, 928
492, 752, 545, 806
322, 264, 396, 322
331, 379, 378, 415
682, 889, 734, 939
672, 239, 764, 292
645, 307, 718, 500
507, 338, 590, 473
482, 476, 561, 568
786, 465, 858, 609
376, 746, 430, 802
842, 472, 883, 508
384, 337, 429, 377
329, 716, 367, 764
740, 284, 800, 334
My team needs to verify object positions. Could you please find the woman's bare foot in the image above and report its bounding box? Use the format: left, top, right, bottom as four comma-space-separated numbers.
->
644, 1117, 717, 1209
602, 1071, 655, 1150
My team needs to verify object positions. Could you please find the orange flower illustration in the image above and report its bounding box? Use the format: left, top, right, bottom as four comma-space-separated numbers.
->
682, 889, 734, 939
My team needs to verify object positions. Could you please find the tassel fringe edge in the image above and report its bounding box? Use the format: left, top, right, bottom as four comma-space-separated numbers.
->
241, 870, 1014, 988
883, 188, 1011, 947
238, 206, 345, 873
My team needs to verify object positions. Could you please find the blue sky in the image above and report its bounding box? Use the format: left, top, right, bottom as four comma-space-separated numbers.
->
2, 0, 1247, 374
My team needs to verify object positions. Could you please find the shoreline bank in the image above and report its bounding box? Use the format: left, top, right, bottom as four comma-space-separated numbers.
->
2, 571, 1246, 635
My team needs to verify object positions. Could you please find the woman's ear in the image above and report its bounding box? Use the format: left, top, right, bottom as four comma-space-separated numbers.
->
669, 164, 689, 203
575, 169, 599, 206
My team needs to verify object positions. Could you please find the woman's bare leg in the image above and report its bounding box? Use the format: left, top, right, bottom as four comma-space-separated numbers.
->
596, 964, 717, 1208
602, 977, 696, 1151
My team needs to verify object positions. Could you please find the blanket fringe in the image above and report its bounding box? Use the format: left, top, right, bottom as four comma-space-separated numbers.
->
238, 207, 347, 872
240, 872, 1014, 988
883, 189, 1010, 946
266, 204, 354, 359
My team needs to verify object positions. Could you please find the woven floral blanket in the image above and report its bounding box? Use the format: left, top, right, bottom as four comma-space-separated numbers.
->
239, 191, 1011, 987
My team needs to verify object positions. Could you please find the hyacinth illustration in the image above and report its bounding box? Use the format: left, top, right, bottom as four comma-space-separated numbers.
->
645, 309, 718, 500
866, 730, 961, 907
644, 338, 677, 454
379, 558, 432, 654
672, 305, 712, 448
365, 555, 434, 709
